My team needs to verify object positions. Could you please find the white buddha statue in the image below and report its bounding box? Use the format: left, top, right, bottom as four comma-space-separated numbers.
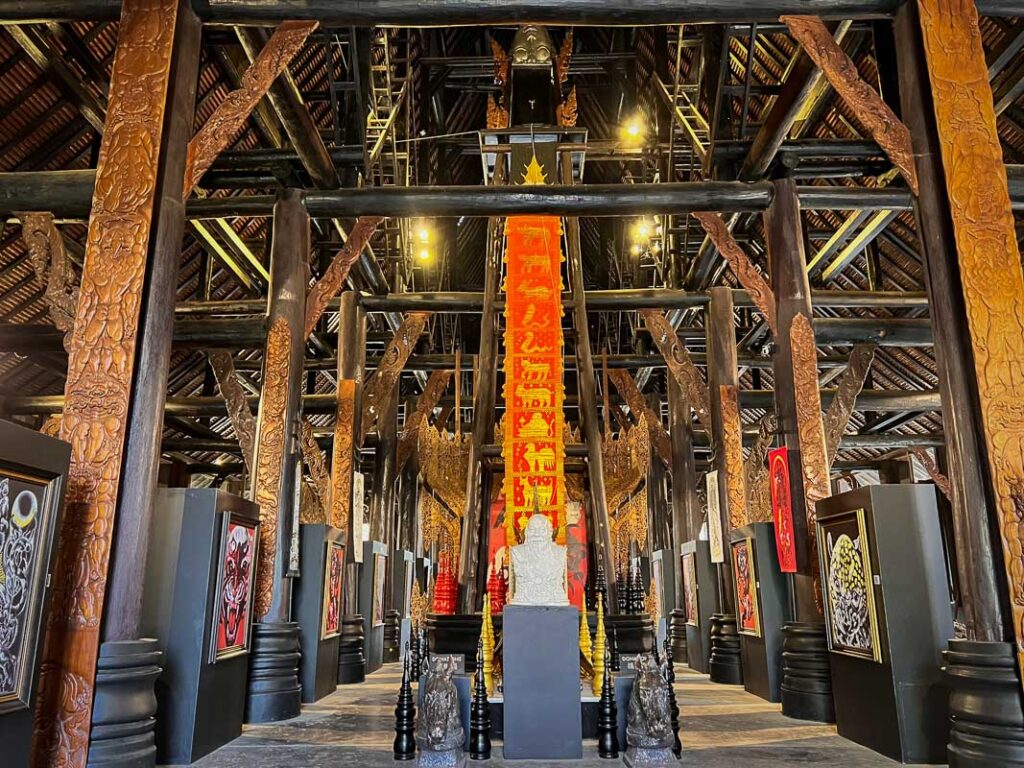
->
509, 514, 569, 606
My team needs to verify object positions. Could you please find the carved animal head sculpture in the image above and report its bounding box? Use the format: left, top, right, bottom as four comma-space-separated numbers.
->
511, 24, 554, 66
221, 523, 253, 646
626, 652, 674, 749
416, 654, 464, 751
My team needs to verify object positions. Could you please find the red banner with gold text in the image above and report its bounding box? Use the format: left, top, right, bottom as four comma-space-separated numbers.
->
502, 204, 567, 543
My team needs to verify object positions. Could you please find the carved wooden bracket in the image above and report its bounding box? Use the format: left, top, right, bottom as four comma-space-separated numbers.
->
781, 15, 919, 195
744, 412, 778, 524
606, 368, 672, 470
360, 312, 431, 445
183, 20, 318, 196
719, 384, 749, 530
397, 368, 453, 474
17, 211, 78, 341
823, 343, 876, 462
299, 417, 330, 518
304, 216, 384, 338
910, 447, 952, 501
640, 309, 712, 431
207, 349, 257, 472
693, 211, 778, 337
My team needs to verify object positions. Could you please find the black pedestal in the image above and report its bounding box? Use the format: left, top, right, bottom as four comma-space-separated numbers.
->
945, 639, 1024, 767
669, 609, 688, 666
428, 613, 504, 673
586, 613, 655, 657
358, 541, 387, 674
780, 622, 835, 723
142, 489, 257, 763
731, 523, 787, 702
245, 622, 302, 723
709, 614, 743, 685
294, 524, 344, 704
338, 615, 366, 684
86, 639, 162, 768
682, 539, 719, 674
819, 484, 952, 763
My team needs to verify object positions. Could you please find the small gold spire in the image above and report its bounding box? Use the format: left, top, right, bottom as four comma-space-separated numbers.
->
482, 594, 495, 696
579, 606, 592, 665
592, 593, 606, 697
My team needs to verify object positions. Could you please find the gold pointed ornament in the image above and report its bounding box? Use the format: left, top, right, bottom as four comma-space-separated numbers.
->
592, 594, 607, 697
482, 594, 495, 696
579, 607, 592, 665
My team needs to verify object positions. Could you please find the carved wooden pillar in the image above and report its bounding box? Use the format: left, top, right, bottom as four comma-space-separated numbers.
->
32, 3, 195, 765
893, 2, 1024, 761
705, 286, 743, 685
647, 392, 671, 557
764, 175, 835, 723
246, 188, 308, 724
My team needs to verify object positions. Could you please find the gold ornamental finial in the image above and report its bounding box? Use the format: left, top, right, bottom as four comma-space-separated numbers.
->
521, 153, 547, 186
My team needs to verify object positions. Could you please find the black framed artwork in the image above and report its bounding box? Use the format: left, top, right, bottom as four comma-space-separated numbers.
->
818, 507, 883, 663
320, 541, 345, 640
372, 553, 386, 628
681, 552, 698, 628
0, 421, 69, 716
731, 537, 761, 638
209, 513, 260, 663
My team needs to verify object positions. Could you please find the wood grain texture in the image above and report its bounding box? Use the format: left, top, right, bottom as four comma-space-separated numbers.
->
606, 368, 672, 470
397, 369, 452, 473
917, 0, 1024, 672
251, 316, 291, 619
719, 384, 749, 530
910, 447, 952, 500
183, 20, 316, 196
304, 216, 383, 338
360, 312, 430, 445
18, 212, 78, 340
299, 416, 330, 518
32, 2, 180, 764
790, 313, 831, 588
207, 348, 256, 472
781, 14, 919, 195
693, 211, 777, 336
329, 379, 356, 533
823, 343, 875, 462
641, 309, 712, 431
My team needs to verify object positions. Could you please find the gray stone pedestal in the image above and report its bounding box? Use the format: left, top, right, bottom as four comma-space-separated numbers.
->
502, 605, 581, 760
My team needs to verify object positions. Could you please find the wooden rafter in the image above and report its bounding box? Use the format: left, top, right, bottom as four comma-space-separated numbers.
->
640, 309, 712, 431
606, 368, 672, 470
207, 349, 257, 472
823, 343, 876, 462
397, 368, 453, 474
360, 312, 431, 445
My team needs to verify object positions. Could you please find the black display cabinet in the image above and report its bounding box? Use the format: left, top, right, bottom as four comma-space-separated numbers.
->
816, 484, 953, 764
0, 421, 70, 768
390, 549, 414, 659
294, 524, 345, 704
729, 522, 787, 702
681, 539, 719, 674
143, 489, 260, 765
359, 540, 388, 675
651, 548, 675, 646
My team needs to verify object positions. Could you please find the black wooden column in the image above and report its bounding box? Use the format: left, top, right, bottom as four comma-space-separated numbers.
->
765, 175, 835, 723
87, 4, 202, 765
668, 374, 699, 662
245, 188, 308, 724
370, 383, 398, 546
705, 286, 743, 685
337, 289, 365, 599
458, 217, 500, 612
893, 5, 1021, 763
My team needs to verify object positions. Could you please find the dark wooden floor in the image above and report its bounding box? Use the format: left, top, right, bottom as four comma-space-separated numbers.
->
181, 663, 909, 767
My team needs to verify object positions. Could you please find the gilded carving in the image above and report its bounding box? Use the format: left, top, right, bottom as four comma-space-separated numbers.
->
487, 94, 510, 130
602, 416, 650, 514
304, 216, 383, 338
791, 313, 831, 582
329, 379, 357, 533
421, 493, 461, 559
918, 0, 1024, 677
555, 29, 574, 87
490, 37, 509, 89
251, 316, 291, 619
207, 349, 257, 472
360, 312, 430, 444
418, 423, 471, 517
398, 369, 453, 473
556, 86, 578, 128
719, 385, 749, 530
781, 15, 919, 195
606, 368, 672, 470
183, 20, 318, 196
299, 417, 330, 518
823, 344, 876, 463
744, 412, 778, 525
17, 212, 78, 341
640, 309, 712, 431
910, 447, 952, 501
33, 2, 180, 764
693, 212, 777, 337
